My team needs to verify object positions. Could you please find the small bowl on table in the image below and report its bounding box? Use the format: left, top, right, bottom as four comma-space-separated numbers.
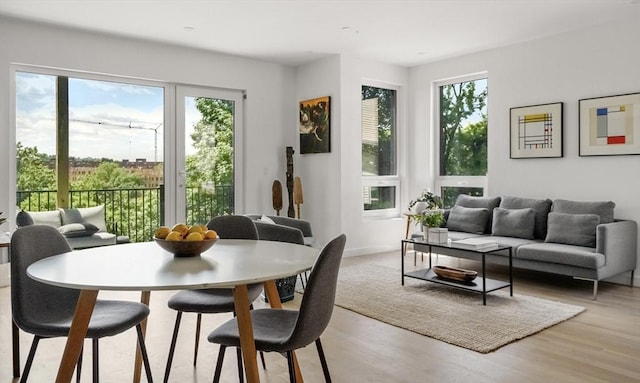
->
153, 237, 217, 257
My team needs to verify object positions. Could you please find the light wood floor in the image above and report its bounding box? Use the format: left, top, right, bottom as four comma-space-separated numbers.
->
1, 250, 639, 383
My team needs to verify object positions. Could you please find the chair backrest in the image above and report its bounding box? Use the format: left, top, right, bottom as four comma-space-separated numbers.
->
11, 225, 79, 333
254, 221, 304, 245
206, 215, 258, 240
286, 234, 346, 350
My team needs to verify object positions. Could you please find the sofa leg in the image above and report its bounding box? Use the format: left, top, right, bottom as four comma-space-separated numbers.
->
631, 270, 635, 288
592, 280, 598, 300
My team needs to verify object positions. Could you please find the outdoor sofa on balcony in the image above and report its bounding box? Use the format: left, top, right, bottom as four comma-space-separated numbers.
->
16, 205, 126, 249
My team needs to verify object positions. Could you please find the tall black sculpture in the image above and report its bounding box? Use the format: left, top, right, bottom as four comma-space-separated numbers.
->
286, 146, 295, 218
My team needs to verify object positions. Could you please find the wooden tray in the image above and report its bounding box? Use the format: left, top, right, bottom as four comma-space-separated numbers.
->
433, 265, 478, 282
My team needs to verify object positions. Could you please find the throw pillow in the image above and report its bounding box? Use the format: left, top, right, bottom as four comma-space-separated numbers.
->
60, 205, 107, 232
545, 212, 600, 248
551, 199, 615, 224
499, 196, 552, 240
446, 205, 490, 234
454, 194, 502, 233
16, 210, 35, 227
491, 207, 536, 239
57, 223, 100, 238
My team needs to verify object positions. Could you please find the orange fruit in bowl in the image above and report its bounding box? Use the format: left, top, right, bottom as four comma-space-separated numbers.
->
154, 226, 171, 239
185, 232, 205, 242
171, 223, 190, 235
204, 230, 217, 240
166, 231, 184, 241
187, 225, 204, 235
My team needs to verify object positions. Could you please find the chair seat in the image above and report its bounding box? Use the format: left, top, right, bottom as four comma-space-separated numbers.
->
167, 283, 263, 313
21, 300, 150, 338
208, 308, 299, 352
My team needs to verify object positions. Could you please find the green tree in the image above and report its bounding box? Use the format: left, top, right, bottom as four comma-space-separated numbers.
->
187, 98, 234, 187
439, 80, 487, 176
16, 142, 56, 192
71, 162, 144, 190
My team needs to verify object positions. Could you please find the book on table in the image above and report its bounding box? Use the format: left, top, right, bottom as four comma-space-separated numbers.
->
451, 237, 499, 250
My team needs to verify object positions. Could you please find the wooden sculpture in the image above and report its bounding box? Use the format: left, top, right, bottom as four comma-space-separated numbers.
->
293, 176, 303, 219
286, 146, 295, 218
272, 180, 283, 216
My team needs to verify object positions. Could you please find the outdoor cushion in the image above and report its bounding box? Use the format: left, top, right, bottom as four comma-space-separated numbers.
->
60, 205, 108, 232
499, 196, 552, 239
491, 207, 536, 239
446, 205, 489, 235
16, 210, 35, 227
551, 199, 615, 224
58, 223, 100, 238
26, 210, 62, 228
545, 212, 600, 248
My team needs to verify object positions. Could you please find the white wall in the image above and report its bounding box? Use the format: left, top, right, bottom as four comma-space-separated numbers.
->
0, 17, 295, 227
294, 56, 409, 254
409, 16, 640, 284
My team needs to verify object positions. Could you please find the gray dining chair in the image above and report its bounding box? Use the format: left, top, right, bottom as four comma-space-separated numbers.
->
163, 215, 265, 383
207, 233, 347, 383
10, 225, 153, 383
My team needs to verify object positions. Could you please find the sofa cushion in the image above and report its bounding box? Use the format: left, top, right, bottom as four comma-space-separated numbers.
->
446, 205, 489, 235
551, 199, 615, 224
454, 195, 501, 233
545, 212, 600, 248
27, 210, 62, 228
16, 210, 35, 227
499, 196, 552, 239
66, 232, 117, 249
517, 242, 604, 269
58, 223, 100, 238
60, 205, 108, 232
491, 207, 536, 239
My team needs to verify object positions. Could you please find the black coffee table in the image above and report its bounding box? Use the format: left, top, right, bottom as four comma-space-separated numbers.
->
401, 239, 513, 305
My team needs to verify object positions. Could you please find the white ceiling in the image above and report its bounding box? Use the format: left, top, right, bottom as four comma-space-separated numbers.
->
1, 0, 638, 67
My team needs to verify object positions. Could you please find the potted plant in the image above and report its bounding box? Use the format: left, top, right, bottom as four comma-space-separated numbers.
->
0, 212, 6, 228
408, 190, 442, 214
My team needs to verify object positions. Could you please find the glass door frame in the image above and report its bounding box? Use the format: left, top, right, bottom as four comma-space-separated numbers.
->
173, 85, 245, 225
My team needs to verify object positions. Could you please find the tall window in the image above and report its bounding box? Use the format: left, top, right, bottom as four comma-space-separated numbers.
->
436, 76, 488, 207
362, 84, 398, 216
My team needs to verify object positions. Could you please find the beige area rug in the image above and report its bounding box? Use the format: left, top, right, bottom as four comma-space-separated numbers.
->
334, 264, 585, 353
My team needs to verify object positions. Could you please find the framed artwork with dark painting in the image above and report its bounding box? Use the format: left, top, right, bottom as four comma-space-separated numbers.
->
299, 96, 330, 154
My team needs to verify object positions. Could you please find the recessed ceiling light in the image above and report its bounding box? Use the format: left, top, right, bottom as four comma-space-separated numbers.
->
184, 26, 195, 32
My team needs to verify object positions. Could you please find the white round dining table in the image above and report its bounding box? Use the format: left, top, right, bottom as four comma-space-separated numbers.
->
27, 239, 319, 383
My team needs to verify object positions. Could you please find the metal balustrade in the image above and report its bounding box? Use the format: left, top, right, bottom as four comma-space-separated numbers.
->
16, 185, 234, 243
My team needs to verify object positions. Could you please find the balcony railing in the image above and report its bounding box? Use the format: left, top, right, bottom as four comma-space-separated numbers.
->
16, 185, 234, 243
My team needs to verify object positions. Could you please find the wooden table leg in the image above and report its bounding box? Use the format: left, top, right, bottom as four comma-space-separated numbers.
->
133, 290, 151, 383
263, 280, 304, 383
233, 284, 260, 383
56, 290, 99, 383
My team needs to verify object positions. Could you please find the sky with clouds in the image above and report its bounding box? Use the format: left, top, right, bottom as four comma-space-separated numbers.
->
16, 72, 202, 162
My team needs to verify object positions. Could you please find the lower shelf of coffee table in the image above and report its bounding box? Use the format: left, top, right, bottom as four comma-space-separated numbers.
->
404, 268, 510, 294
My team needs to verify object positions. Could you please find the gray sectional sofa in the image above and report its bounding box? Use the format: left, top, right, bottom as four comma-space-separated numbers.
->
413, 195, 637, 298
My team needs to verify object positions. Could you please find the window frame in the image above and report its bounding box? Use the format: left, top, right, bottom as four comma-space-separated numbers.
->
433, 73, 488, 206
361, 81, 401, 218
